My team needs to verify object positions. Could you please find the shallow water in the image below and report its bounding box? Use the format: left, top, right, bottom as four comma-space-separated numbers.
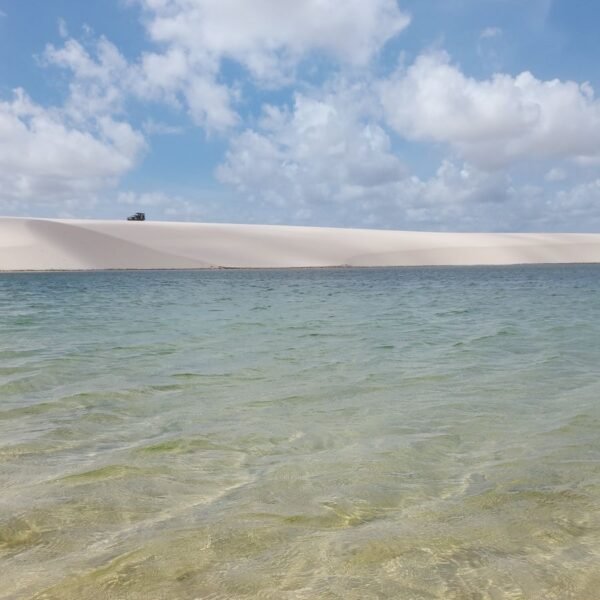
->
1, 266, 600, 599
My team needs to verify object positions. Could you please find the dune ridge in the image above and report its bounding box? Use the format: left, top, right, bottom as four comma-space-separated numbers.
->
1, 217, 600, 271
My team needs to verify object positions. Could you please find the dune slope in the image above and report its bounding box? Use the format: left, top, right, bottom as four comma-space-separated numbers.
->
1, 217, 600, 271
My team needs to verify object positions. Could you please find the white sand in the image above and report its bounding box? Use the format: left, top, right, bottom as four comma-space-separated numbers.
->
1, 217, 600, 271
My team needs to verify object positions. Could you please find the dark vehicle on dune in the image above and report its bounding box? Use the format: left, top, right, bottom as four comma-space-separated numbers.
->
127, 212, 146, 221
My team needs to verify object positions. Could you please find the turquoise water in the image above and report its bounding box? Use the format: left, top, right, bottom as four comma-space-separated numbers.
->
1, 266, 600, 599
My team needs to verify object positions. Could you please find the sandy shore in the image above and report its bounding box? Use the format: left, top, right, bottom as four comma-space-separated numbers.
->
1, 217, 600, 271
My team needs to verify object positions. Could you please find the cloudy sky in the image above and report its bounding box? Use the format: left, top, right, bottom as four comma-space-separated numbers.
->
1, 0, 600, 231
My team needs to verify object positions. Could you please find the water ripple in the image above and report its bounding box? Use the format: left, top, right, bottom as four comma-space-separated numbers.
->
1, 266, 600, 598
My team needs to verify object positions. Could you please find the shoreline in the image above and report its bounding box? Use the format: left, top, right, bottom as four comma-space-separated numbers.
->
2, 261, 600, 275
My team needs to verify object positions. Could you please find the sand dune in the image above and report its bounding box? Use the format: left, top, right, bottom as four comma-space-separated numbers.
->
1, 217, 600, 271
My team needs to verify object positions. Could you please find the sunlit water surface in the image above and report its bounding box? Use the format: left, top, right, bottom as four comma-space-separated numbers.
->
1, 266, 600, 599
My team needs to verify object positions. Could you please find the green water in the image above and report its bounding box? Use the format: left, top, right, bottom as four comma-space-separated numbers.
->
1, 266, 600, 599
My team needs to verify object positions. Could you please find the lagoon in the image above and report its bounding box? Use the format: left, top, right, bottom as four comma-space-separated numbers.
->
1, 266, 600, 599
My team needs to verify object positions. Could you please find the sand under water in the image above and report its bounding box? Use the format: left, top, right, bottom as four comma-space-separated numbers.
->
1, 266, 600, 599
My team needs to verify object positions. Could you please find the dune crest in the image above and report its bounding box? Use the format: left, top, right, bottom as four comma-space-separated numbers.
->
1, 217, 600, 271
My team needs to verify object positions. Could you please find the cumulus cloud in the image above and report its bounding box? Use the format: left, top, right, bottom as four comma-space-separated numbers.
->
214, 71, 600, 232
217, 82, 411, 223
0, 35, 161, 214
214, 79, 530, 230
0, 88, 145, 209
42, 1, 410, 134
123, 0, 410, 130
4, 0, 412, 212
0, 35, 147, 214
44, 29, 238, 132
44, 36, 132, 122
379, 51, 600, 169
505, 177, 600, 232
136, 0, 410, 80
554, 178, 600, 222
7, 1, 600, 232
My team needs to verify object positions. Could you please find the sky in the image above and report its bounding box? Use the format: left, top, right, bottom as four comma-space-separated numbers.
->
1, 0, 600, 231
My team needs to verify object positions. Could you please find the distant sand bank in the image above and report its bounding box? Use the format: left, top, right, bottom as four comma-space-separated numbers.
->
1, 217, 600, 271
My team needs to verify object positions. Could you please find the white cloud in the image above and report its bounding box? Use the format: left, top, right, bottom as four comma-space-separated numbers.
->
142, 118, 183, 136
183, 75, 238, 130
58, 17, 68, 38
137, 47, 189, 104
554, 178, 600, 218
480, 27, 502, 40
214, 80, 532, 230
8, 0, 600, 232
44, 37, 131, 122
43, 1, 410, 134
124, 0, 410, 131
137, 0, 410, 81
217, 82, 410, 224
512, 177, 600, 232
545, 167, 567, 182
215, 73, 600, 232
0, 37, 147, 212
44, 31, 237, 133
379, 51, 600, 170
0, 88, 145, 207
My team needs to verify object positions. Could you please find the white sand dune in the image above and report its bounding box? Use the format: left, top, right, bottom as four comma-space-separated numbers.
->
1, 217, 600, 271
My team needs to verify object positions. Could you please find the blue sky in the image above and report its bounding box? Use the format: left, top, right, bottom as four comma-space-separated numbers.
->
1, 0, 600, 231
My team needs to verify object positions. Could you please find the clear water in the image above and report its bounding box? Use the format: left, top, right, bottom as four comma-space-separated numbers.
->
1, 266, 600, 600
